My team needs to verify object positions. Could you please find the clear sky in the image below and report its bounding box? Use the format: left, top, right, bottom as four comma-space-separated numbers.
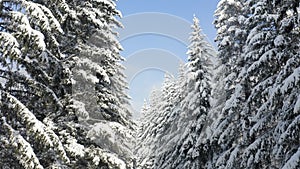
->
116, 0, 219, 118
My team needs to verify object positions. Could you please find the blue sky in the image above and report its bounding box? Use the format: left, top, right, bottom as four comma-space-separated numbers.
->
116, 0, 219, 118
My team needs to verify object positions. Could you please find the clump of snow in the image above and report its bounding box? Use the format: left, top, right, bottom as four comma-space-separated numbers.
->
76, 57, 110, 84
86, 147, 126, 169
102, 151, 127, 169
281, 67, 300, 94
282, 147, 300, 169
10, 11, 46, 51
69, 99, 89, 120
0, 32, 21, 58
31, 29, 46, 51
274, 35, 285, 47
37, 4, 64, 33
286, 9, 294, 17
88, 121, 116, 144
294, 94, 300, 114
65, 137, 85, 157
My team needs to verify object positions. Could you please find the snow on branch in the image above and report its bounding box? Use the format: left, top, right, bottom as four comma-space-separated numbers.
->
91, 0, 123, 18
1, 117, 43, 169
250, 115, 269, 137
247, 49, 277, 74
87, 121, 133, 156
1, 71, 63, 109
279, 114, 300, 144
282, 147, 300, 169
20, 0, 51, 32
226, 146, 240, 169
76, 57, 110, 84
280, 67, 300, 94
9, 11, 46, 51
295, 94, 300, 114
67, 99, 89, 120
0, 32, 21, 60
215, 148, 232, 167
86, 146, 126, 169
59, 129, 89, 160
3, 92, 70, 164
80, 8, 106, 28
242, 136, 264, 168
37, 4, 64, 34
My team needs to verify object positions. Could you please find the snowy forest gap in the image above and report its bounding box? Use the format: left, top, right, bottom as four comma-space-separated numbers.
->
117, 13, 216, 118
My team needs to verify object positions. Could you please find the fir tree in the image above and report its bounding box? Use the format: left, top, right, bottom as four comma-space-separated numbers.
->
167, 16, 213, 169
143, 16, 215, 169
0, 0, 132, 168
238, 0, 300, 168
135, 88, 162, 169
209, 0, 300, 168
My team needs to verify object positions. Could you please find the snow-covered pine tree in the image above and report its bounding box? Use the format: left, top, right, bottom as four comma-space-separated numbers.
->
64, 0, 134, 166
151, 73, 179, 167
212, 0, 247, 124
207, 0, 249, 168
0, 1, 71, 168
209, 0, 300, 168
77, 24, 132, 126
151, 16, 214, 169
48, 0, 134, 167
136, 99, 150, 147
135, 88, 162, 169
271, 1, 300, 168
237, 0, 300, 168
136, 72, 186, 169
0, 0, 131, 168
152, 62, 189, 167
172, 16, 213, 169
134, 63, 183, 169
233, 0, 283, 168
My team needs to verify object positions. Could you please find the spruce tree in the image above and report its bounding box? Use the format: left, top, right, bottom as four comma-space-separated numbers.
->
208, 0, 249, 168
0, 1, 71, 167
209, 0, 300, 168
151, 16, 214, 169
135, 88, 162, 168
238, 0, 300, 168
0, 0, 132, 168
170, 16, 213, 169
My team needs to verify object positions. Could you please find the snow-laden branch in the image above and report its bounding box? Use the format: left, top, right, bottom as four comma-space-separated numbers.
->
2, 92, 70, 164
1, 117, 44, 169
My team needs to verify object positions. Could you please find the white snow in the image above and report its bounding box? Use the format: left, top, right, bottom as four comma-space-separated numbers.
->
2, 118, 43, 169
88, 121, 116, 143
286, 9, 294, 17
70, 99, 89, 120
226, 146, 239, 168
65, 137, 85, 157
22, 1, 50, 31
6, 93, 70, 163
10, 11, 46, 51
0, 32, 21, 57
281, 67, 300, 94
282, 147, 300, 169
274, 35, 285, 47
294, 94, 300, 114
77, 69, 99, 84
76, 57, 110, 84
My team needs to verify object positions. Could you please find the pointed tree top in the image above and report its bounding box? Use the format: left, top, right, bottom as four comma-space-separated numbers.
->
193, 14, 199, 26
163, 72, 174, 82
